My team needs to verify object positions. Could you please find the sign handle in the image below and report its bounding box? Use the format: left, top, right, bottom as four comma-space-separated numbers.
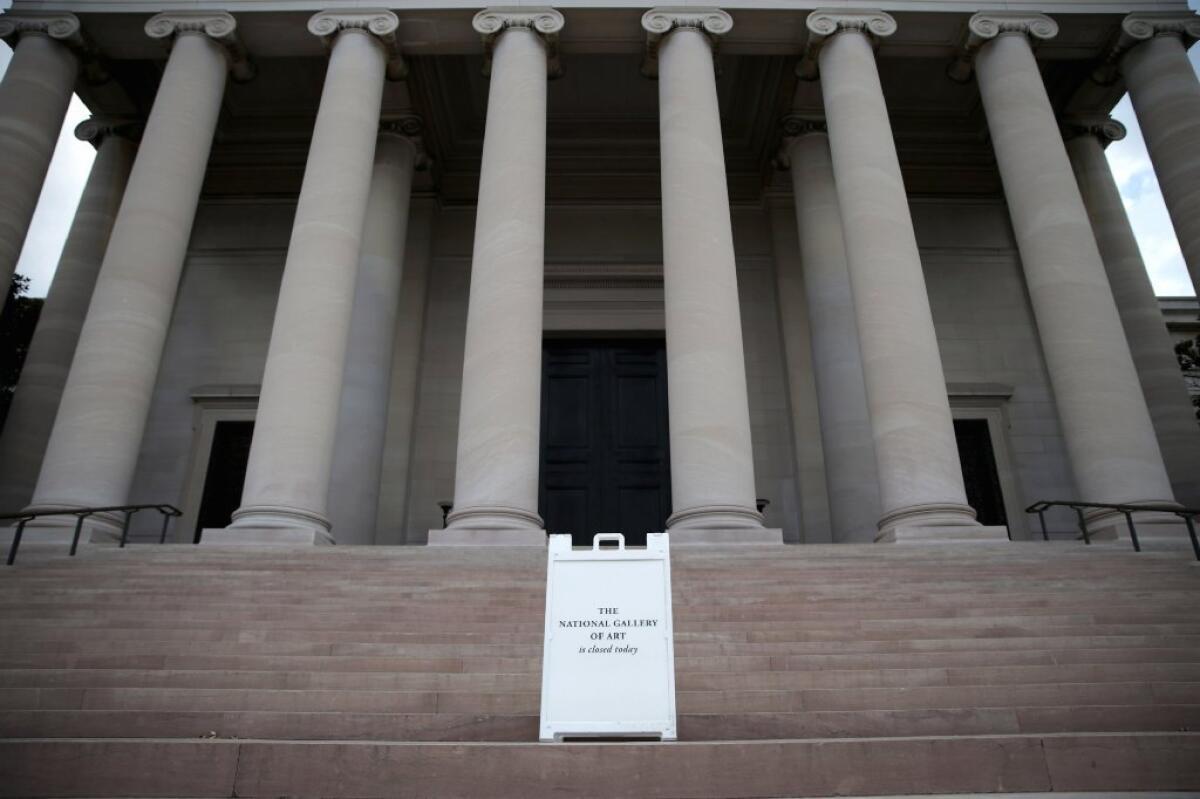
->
591, 533, 625, 550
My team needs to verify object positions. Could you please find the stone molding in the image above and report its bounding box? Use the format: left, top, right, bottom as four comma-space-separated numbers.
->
948, 11, 1058, 82
379, 115, 432, 170
74, 116, 143, 147
775, 115, 827, 169
307, 9, 406, 80
1094, 13, 1200, 83
797, 9, 896, 80
145, 11, 254, 81
473, 7, 565, 78
1061, 116, 1127, 148
640, 7, 732, 78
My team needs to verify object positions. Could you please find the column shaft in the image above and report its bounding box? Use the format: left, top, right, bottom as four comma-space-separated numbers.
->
786, 131, 882, 542
0, 32, 78, 298
29, 31, 228, 527
232, 29, 388, 541
1123, 34, 1200, 296
446, 27, 550, 532
974, 32, 1174, 505
819, 29, 976, 534
656, 26, 761, 529
0, 128, 135, 511
1068, 131, 1200, 507
327, 133, 417, 544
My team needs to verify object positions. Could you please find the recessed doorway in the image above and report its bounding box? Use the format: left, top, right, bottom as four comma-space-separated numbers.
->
539, 340, 671, 546
953, 417, 1008, 528
194, 420, 254, 541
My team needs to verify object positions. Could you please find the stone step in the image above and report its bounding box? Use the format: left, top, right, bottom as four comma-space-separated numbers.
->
2, 732, 1197, 797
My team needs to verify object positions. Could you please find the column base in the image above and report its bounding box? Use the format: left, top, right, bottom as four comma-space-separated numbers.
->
1083, 506, 1195, 550
427, 527, 546, 547
224, 505, 334, 546
15, 504, 124, 544
667, 504, 764, 529
876, 525, 1010, 544
669, 527, 784, 545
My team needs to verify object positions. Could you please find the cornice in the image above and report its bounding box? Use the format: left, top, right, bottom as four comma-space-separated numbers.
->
640, 7, 732, 78
74, 115, 143, 147
797, 9, 896, 80
947, 11, 1058, 82
144, 11, 254, 81
1061, 115, 1126, 148
1093, 12, 1200, 83
308, 9, 406, 80
473, 8, 565, 78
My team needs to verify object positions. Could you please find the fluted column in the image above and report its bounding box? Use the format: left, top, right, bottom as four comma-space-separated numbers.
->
804, 9, 979, 539
27, 13, 246, 536
1116, 14, 1200, 296
327, 120, 421, 545
0, 118, 136, 512
967, 12, 1175, 511
229, 11, 400, 543
641, 8, 763, 531
1066, 118, 1200, 508
781, 121, 882, 543
441, 8, 562, 541
0, 14, 82, 303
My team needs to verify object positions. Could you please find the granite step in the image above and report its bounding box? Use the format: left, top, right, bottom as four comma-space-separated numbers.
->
2, 732, 1197, 797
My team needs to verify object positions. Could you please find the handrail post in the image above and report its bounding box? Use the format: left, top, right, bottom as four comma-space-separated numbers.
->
119, 510, 135, 548
158, 510, 171, 545
1073, 506, 1090, 545
69, 514, 87, 557
1182, 513, 1200, 562
1037, 509, 1049, 541
1122, 510, 1141, 553
6, 519, 28, 566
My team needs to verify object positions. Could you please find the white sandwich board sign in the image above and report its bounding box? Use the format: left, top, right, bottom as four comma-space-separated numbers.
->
539, 532, 677, 742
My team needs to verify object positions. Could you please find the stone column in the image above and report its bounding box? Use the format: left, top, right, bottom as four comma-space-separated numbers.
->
967, 12, 1175, 512
1066, 118, 1200, 508
0, 118, 136, 513
804, 10, 981, 540
26, 13, 246, 536
781, 120, 882, 543
0, 14, 82, 302
438, 8, 563, 544
327, 120, 421, 545
227, 11, 401, 544
1116, 14, 1200, 297
641, 8, 765, 534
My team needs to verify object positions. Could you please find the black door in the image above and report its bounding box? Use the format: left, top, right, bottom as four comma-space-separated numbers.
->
953, 418, 1008, 528
195, 420, 255, 542
539, 340, 671, 546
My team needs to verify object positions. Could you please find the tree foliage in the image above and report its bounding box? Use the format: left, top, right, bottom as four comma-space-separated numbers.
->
1175, 334, 1200, 423
0, 275, 45, 433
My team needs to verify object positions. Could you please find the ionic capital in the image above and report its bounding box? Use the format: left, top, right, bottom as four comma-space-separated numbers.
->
145, 12, 253, 81
0, 12, 84, 49
947, 12, 1058, 82
641, 7, 732, 78
74, 116, 143, 147
379, 115, 432, 170
473, 8, 565, 78
308, 9, 406, 80
775, 116, 827, 169
1094, 13, 1200, 83
797, 9, 896, 80
1061, 116, 1127, 149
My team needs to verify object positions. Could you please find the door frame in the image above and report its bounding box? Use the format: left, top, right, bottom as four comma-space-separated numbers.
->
178, 389, 258, 542
949, 396, 1027, 539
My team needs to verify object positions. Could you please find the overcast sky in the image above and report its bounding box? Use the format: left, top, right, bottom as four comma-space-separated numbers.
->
1, 14, 1199, 298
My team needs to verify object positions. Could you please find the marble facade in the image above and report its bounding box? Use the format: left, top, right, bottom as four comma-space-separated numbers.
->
0, 1, 1197, 546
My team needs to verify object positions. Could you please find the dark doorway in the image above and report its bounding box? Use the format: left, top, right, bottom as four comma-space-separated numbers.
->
195, 420, 255, 542
953, 418, 1008, 528
539, 340, 671, 547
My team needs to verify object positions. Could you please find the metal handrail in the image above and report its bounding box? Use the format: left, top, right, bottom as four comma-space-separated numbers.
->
1025, 500, 1200, 561
1, 504, 182, 566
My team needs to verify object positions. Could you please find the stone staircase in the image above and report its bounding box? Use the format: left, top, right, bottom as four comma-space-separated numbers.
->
0, 539, 1198, 797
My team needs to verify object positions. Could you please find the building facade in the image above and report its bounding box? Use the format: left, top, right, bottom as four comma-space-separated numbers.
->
0, 0, 1198, 548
